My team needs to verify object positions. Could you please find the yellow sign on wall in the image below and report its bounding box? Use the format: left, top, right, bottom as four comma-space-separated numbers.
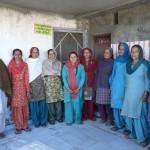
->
34, 23, 52, 35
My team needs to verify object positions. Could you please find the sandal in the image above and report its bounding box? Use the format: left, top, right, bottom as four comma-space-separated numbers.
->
78, 121, 83, 125
15, 129, 21, 134
23, 127, 31, 132
124, 134, 131, 139
66, 123, 72, 126
41, 124, 46, 127
139, 141, 148, 147
123, 130, 131, 135
90, 117, 96, 121
111, 126, 119, 131
0, 133, 5, 139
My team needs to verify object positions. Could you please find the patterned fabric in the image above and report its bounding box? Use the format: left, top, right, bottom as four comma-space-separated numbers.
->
8, 62, 30, 129
8, 63, 30, 107
96, 88, 111, 104
12, 105, 29, 130
44, 76, 63, 103
83, 86, 92, 100
29, 75, 45, 101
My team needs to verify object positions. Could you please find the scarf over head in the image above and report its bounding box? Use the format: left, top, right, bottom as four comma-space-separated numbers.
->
42, 49, 62, 77
28, 47, 39, 58
126, 45, 149, 75
115, 42, 130, 63
81, 48, 97, 87
0, 59, 12, 98
66, 52, 80, 99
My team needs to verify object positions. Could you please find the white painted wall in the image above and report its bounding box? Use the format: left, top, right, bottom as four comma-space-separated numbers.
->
0, 6, 89, 64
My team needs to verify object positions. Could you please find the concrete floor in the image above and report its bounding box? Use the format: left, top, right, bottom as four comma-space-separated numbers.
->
0, 118, 149, 150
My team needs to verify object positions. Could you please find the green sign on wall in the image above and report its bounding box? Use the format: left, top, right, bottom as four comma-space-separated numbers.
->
34, 23, 52, 35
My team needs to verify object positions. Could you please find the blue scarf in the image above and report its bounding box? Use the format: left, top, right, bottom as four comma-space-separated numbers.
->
115, 42, 130, 63
126, 45, 149, 75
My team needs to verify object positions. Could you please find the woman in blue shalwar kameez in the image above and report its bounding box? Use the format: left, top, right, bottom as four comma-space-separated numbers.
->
62, 52, 85, 125
121, 45, 149, 147
109, 42, 130, 131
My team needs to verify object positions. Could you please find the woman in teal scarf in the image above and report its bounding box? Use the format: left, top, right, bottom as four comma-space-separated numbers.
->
121, 45, 149, 147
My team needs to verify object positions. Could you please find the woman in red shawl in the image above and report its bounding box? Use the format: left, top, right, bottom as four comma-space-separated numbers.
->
81, 48, 97, 121
8, 49, 31, 134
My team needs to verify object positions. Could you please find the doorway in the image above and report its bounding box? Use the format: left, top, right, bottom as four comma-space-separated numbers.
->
94, 33, 111, 60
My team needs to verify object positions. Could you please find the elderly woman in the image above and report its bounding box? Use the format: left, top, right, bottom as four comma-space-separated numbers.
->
8, 49, 31, 134
0, 59, 12, 139
62, 52, 85, 125
26, 47, 48, 127
42, 49, 63, 125
121, 45, 149, 147
95, 48, 114, 126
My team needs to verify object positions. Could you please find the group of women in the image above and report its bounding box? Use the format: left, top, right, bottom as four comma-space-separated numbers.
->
0, 42, 150, 148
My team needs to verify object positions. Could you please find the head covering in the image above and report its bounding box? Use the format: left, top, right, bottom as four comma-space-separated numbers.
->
104, 47, 114, 59
0, 59, 12, 98
42, 49, 62, 77
66, 52, 80, 99
81, 48, 97, 87
126, 45, 149, 75
115, 42, 130, 63
29, 47, 39, 58
8, 57, 26, 74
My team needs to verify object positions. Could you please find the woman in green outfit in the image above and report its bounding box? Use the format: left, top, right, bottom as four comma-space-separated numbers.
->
42, 49, 63, 125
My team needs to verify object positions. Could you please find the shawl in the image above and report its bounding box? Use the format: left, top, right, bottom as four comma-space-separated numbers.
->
126, 45, 149, 75
95, 48, 114, 89
42, 49, 62, 77
8, 58, 26, 74
115, 42, 130, 63
26, 58, 43, 83
81, 48, 97, 87
66, 52, 79, 99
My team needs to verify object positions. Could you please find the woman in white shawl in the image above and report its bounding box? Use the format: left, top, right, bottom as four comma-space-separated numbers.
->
26, 47, 48, 128
42, 49, 63, 125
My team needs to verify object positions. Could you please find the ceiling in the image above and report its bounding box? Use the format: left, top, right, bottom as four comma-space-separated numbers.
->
0, 0, 149, 17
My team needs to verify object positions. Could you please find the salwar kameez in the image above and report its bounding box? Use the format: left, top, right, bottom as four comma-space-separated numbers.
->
95, 55, 114, 123
26, 57, 48, 126
109, 42, 129, 129
42, 50, 64, 123
121, 63, 149, 143
81, 48, 97, 120
8, 62, 30, 130
29, 100, 48, 125
125, 102, 148, 142
44, 76, 63, 121
62, 64, 85, 124
65, 99, 82, 123
29, 75, 48, 125
0, 89, 7, 134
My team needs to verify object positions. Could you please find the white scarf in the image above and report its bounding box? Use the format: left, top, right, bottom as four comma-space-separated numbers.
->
26, 58, 43, 83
